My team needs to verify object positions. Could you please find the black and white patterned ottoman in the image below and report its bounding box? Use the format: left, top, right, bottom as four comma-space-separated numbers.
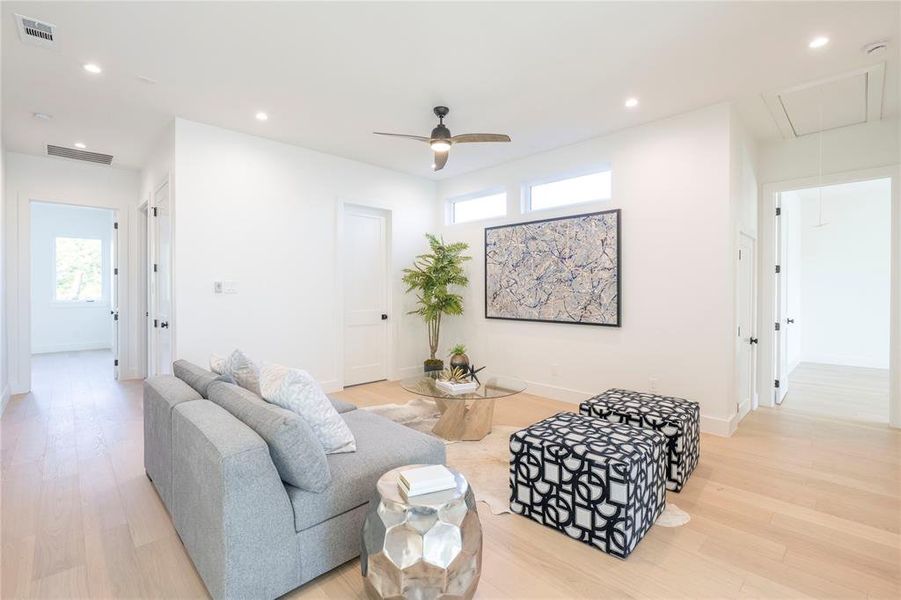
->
579, 389, 700, 492
509, 412, 667, 559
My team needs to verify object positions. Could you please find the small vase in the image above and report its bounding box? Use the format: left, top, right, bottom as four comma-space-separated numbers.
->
449, 353, 470, 371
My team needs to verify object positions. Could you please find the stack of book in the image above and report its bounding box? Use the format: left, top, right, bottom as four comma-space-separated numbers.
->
397, 465, 456, 498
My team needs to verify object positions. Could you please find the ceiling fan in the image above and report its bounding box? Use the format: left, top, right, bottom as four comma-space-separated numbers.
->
374, 106, 511, 171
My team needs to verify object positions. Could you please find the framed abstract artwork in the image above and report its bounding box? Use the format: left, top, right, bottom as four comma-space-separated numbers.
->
484, 209, 620, 326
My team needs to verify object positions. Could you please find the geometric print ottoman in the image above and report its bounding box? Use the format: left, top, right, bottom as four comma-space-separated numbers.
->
509, 412, 667, 559
580, 388, 700, 492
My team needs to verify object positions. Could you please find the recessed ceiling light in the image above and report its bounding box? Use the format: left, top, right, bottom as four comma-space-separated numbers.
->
74, 142, 87, 149
83, 63, 102, 74
808, 36, 829, 49
624, 97, 639, 108
32, 112, 53, 120
255, 111, 269, 121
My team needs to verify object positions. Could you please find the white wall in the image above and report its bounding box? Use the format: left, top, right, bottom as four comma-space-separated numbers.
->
30, 202, 114, 354
1, 150, 8, 411
171, 119, 436, 390
758, 119, 899, 184
793, 179, 892, 369
4, 153, 141, 392
436, 104, 740, 434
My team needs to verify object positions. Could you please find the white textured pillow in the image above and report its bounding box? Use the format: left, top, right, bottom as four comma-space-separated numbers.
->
210, 354, 227, 375
260, 363, 356, 454
226, 349, 261, 395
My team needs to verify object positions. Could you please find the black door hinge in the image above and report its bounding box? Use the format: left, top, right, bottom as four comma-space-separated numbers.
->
774, 379, 780, 388
152, 207, 158, 217
775, 322, 781, 331
154, 319, 159, 328
153, 264, 158, 273
114, 267, 118, 275
114, 222, 119, 230
776, 207, 781, 216
114, 359, 119, 366
775, 265, 781, 274
738, 249, 742, 260
114, 313, 119, 321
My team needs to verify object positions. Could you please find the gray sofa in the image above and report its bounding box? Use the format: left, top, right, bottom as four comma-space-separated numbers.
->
143, 360, 446, 599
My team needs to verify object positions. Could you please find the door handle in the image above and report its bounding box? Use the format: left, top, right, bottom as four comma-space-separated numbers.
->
381, 314, 388, 321
786, 318, 795, 324
160, 321, 169, 329
749, 337, 758, 345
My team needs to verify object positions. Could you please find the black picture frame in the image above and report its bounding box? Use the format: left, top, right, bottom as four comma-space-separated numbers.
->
484, 208, 621, 327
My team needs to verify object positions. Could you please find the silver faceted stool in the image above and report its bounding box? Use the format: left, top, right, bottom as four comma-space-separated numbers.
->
361, 465, 482, 600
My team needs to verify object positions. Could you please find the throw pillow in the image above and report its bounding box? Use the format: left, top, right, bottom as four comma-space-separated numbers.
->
226, 349, 261, 395
260, 363, 356, 454
210, 353, 227, 375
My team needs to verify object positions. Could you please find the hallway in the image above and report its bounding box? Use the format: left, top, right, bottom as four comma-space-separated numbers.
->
784, 362, 890, 424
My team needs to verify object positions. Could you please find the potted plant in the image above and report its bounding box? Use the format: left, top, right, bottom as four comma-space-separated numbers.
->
402, 234, 470, 372
449, 344, 470, 371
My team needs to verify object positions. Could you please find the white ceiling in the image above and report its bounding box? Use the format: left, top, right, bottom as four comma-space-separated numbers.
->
2, 2, 898, 178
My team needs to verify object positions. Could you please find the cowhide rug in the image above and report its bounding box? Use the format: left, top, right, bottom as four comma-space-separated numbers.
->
363, 398, 690, 526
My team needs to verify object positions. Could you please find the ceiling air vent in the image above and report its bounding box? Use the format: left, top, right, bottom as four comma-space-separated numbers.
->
15, 14, 56, 48
47, 145, 114, 165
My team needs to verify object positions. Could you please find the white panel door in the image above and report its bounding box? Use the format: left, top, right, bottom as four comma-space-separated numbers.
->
343, 206, 389, 386
151, 181, 173, 375
737, 234, 756, 415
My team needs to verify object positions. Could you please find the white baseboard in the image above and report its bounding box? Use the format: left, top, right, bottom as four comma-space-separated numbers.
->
512, 377, 738, 437
32, 341, 112, 354
319, 379, 341, 394
801, 354, 889, 370
0, 384, 10, 417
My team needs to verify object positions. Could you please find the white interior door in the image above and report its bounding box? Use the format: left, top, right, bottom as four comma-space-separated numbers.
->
151, 181, 173, 375
737, 234, 756, 414
343, 206, 389, 386
775, 196, 790, 404
111, 215, 120, 379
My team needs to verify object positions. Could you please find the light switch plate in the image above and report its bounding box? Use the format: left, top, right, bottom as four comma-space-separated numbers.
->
223, 281, 238, 294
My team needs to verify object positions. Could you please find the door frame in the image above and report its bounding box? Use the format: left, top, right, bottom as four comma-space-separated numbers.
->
10, 194, 128, 393
758, 164, 901, 428
335, 199, 394, 390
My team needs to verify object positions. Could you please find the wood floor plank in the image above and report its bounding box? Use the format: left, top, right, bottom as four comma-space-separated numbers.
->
1, 351, 897, 599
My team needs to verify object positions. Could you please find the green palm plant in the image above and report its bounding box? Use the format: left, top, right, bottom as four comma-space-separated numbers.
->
402, 234, 471, 368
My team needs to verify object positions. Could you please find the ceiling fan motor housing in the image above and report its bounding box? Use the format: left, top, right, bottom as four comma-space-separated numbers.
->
431, 123, 451, 140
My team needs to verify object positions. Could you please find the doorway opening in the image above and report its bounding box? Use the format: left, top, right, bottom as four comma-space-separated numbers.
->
774, 177, 892, 423
30, 201, 119, 387
341, 204, 392, 387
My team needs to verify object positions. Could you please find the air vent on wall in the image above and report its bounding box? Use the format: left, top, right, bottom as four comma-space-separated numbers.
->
47, 145, 113, 165
15, 14, 56, 48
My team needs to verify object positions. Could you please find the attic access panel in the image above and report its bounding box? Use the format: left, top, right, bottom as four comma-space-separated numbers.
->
764, 63, 885, 139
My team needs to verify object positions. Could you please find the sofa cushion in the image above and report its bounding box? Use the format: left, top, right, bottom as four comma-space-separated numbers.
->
173, 359, 219, 398
327, 395, 357, 414
207, 381, 330, 492
260, 364, 356, 454
285, 410, 446, 532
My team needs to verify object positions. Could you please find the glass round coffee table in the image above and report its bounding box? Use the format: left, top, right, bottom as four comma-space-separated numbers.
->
400, 372, 526, 441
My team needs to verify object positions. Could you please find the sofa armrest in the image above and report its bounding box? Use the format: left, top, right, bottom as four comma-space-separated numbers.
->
143, 376, 202, 509
171, 400, 299, 600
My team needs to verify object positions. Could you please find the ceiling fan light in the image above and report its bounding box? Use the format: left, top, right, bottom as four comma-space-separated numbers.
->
430, 140, 451, 152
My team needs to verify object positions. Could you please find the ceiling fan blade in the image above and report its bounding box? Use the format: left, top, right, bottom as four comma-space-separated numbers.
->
450, 133, 511, 144
373, 132, 430, 142
433, 150, 449, 171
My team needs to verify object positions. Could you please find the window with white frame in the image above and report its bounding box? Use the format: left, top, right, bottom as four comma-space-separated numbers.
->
526, 169, 612, 212
449, 190, 507, 224
54, 236, 104, 302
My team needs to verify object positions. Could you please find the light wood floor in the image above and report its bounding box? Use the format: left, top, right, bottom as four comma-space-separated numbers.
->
2, 352, 899, 599
784, 362, 890, 424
